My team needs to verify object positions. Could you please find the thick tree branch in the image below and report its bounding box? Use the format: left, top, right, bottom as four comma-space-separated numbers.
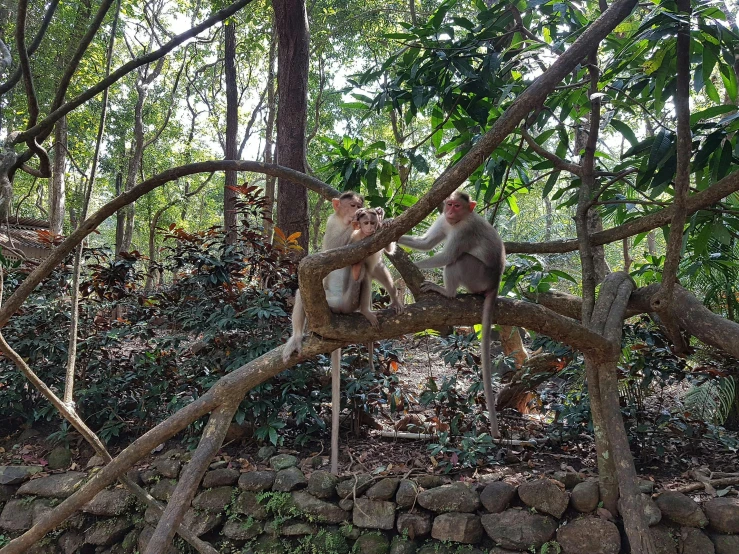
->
298, 0, 639, 327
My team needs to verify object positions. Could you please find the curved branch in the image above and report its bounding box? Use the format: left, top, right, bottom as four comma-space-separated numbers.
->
505, 168, 739, 254
0, 0, 60, 95
12, 0, 256, 146
0, 160, 338, 329
521, 128, 582, 175
16, 0, 39, 125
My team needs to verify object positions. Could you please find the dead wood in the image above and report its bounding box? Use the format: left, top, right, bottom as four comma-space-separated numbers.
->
497, 352, 569, 412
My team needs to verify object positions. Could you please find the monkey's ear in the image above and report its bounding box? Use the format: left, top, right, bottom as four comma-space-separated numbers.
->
352, 221, 361, 230
468, 201, 477, 211
332, 198, 341, 211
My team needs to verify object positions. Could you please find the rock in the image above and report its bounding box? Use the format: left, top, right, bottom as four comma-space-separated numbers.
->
639, 478, 655, 493
651, 525, 678, 554
86, 455, 105, 469
679, 527, 715, 554
556, 516, 620, 554
307, 470, 339, 499
273, 466, 307, 492
354, 532, 390, 554
149, 478, 178, 501
58, 531, 84, 554
121, 528, 139, 552
570, 479, 600, 513
182, 507, 223, 536
202, 467, 239, 488
138, 525, 178, 554
0, 485, 14, 502
489, 549, 520, 554
619, 493, 661, 526
222, 518, 264, 540
17, 471, 86, 498
31, 499, 54, 525
257, 445, 276, 460
84, 516, 133, 545
239, 470, 276, 492
291, 490, 350, 523
46, 446, 72, 470
480, 481, 516, 513
155, 458, 181, 479
83, 488, 135, 516
655, 492, 708, 528
431, 512, 483, 544
396, 479, 418, 508
518, 478, 569, 518
0, 465, 43, 485
553, 470, 584, 489
139, 469, 158, 485
481, 508, 557, 550
367, 478, 400, 501
339, 498, 354, 511
416, 475, 444, 489
270, 454, 298, 470
0, 498, 34, 531
704, 497, 739, 533
192, 486, 233, 512
711, 533, 739, 554
279, 519, 317, 536
337, 474, 374, 499
417, 482, 480, 513
353, 498, 396, 530
308, 529, 350, 554
396, 511, 432, 539
341, 522, 362, 539
232, 490, 268, 519
389, 536, 417, 554
209, 459, 228, 470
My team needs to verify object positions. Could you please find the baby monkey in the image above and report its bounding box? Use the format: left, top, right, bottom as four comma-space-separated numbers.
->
344, 207, 405, 326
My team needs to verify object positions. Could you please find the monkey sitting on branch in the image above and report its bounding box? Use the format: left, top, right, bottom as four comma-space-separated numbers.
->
398, 190, 506, 438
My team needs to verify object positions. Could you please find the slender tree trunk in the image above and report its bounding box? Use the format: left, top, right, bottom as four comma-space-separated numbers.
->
120, 84, 146, 253
49, 116, 66, 234
114, 171, 124, 252
273, 0, 310, 253
263, 27, 277, 242
224, 20, 238, 244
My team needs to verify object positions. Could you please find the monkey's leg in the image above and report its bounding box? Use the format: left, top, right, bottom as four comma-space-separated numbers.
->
282, 291, 307, 362
358, 276, 379, 328
331, 348, 341, 475
419, 262, 462, 297
372, 264, 405, 313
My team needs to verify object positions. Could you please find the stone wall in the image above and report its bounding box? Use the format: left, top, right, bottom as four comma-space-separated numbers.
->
0, 451, 738, 554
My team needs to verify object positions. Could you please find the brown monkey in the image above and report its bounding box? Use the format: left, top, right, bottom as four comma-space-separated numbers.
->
398, 190, 506, 438
282, 191, 364, 360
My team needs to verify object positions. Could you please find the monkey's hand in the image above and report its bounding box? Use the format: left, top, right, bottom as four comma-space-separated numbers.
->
420, 281, 455, 298
391, 300, 405, 314
282, 334, 303, 362
359, 309, 380, 328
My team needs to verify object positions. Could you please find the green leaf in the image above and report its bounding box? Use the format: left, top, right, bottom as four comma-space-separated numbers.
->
610, 118, 638, 147
505, 194, 519, 215
689, 105, 737, 125
543, 171, 560, 197
549, 269, 577, 283
409, 152, 429, 174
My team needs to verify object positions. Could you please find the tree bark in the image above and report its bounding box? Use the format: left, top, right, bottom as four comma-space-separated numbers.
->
263, 27, 277, 242
49, 116, 66, 235
499, 325, 528, 368
224, 20, 238, 244
273, 0, 310, 253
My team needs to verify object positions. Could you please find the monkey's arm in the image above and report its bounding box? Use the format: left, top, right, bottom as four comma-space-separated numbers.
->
397, 217, 447, 251
413, 250, 457, 269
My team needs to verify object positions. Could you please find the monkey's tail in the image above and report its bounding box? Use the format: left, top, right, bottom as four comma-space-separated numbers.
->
481, 291, 501, 439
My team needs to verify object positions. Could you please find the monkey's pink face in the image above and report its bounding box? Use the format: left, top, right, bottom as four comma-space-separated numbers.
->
444, 198, 473, 224
356, 216, 379, 237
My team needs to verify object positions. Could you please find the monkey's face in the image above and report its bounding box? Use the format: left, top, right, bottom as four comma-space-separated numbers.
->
356, 214, 380, 237
333, 196, 364, 225
444, 196, 474, 224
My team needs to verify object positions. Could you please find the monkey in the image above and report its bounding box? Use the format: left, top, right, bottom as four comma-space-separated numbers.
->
282, 191, 364, 361
397, 190, 506, 438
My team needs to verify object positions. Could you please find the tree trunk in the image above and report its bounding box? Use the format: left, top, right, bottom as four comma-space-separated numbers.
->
263, 27, 277, 242
224, 20, 238, 244
114, 171, 124, 252
120, 84, 146, 253
499, 325, 528, 369
273, 0, 310, 254
49, 116, 66, 235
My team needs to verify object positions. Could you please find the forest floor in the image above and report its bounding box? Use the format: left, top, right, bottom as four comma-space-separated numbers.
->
1, 335, 738, 503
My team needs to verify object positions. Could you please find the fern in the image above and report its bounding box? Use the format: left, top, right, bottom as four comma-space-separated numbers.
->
684, 376, 736, 425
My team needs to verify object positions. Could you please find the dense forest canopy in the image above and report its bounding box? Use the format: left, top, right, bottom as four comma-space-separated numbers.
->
2, 0, 739, 552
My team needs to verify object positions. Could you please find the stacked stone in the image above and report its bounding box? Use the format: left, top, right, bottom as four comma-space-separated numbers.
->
1, 456, 739, 554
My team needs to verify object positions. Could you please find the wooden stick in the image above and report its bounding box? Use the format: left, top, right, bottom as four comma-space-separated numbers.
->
378, 430, 537, 447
